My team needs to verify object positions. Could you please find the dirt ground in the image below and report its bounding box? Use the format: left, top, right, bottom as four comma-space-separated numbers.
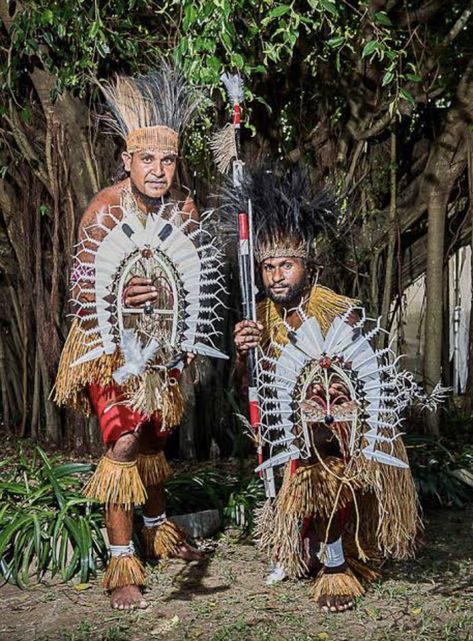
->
1, 505, 472, 641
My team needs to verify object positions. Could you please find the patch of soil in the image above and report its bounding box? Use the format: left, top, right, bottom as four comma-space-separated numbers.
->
1, 505, 472, 641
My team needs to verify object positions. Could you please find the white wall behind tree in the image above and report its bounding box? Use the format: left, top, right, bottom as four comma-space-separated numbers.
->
390, 245, 471, 393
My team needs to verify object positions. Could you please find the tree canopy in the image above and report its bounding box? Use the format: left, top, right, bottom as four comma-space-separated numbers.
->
0, 0, 472, 445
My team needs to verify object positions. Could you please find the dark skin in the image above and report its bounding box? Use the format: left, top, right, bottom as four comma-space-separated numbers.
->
122, 149, 178, 200
234, 256, 355, 613
79, 152, 201, 610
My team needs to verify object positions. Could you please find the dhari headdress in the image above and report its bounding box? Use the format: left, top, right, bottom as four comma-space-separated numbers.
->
99, 61, 201, 155
224, 166, 337, 263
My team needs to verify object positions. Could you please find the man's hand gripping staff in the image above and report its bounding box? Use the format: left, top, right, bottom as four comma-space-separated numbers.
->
221, 73, 276, 499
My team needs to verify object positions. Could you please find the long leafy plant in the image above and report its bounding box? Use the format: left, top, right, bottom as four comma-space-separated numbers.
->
406, 434, 473, 508
0, 446, 265, 587
0, 447, 107, 587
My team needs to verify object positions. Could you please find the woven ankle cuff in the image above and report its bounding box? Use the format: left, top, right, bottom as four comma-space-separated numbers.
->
83, 456, 147, 508
103, 554, 146, 591
142, 519, 185, 559
310, 567, 365, 601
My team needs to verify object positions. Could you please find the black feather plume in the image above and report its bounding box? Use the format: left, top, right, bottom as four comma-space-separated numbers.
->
220, 165, 337, 262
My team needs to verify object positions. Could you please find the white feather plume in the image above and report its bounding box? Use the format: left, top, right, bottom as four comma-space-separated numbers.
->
113, 329, 159, 384
221, 72, 244, 104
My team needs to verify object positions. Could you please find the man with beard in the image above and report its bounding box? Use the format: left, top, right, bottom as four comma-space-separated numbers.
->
55, 65, 204, 610
232, 168, 419, 613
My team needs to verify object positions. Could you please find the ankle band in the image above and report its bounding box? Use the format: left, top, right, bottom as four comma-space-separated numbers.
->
317, 536, 345, 568
110, 541, 135, 557
143, 512, 167, 529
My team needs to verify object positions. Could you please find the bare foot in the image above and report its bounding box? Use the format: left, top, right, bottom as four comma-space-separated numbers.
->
318, 594, 355, 613
317, 564, 356, 613
111, 584, 148, 610
173, 541, 205, 561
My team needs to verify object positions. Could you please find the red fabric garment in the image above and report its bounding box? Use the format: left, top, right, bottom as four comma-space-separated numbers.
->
88, 382, 166, 445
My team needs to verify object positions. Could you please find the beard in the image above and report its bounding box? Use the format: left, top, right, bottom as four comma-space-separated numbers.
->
130, 181, 170, 209
265, 274, 309, 305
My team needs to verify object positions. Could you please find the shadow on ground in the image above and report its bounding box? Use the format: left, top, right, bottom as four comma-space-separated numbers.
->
1, 506, 472, 641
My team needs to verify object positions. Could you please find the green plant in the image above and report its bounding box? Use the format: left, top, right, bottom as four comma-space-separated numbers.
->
224, 474, 265, 531
164, 467, 265, 531
406, 434, 473, 508
0, 447, 107, 587
164, 469, 234, 516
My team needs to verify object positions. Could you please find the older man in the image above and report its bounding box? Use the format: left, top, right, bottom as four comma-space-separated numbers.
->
55, 65, 209, 610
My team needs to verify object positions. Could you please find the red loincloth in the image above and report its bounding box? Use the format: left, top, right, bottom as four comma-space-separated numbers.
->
88, 383, 168, 444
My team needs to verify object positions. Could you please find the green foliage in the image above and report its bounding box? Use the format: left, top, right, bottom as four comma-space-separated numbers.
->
4, 1, 469, 176
6, 0, 165, 98
7, 1, 467, 105
406, 434, 473, 508
165, 468, 234, 515
223, 474, 265, 531
0, 447, 107, 587
0, 446, 264, 587
165, 467, 265, 531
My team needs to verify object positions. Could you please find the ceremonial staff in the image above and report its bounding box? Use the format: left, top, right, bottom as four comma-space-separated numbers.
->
217, 73, 276, 498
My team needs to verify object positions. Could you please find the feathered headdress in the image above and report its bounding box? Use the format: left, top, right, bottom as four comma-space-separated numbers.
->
99, 61, 201, 155
223, 165, 337, 263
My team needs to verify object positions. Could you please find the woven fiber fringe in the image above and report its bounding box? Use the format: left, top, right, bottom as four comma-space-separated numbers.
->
142, 520, 185, 558
353, 435, 421, 560
349, 492, 380, 553
257, 467, 307, 579
342, 530, 383, 565
254, 498, 275, 553
54, 322, 184, 428
278, 457, 360, 520
126, 370, 184, 428
310, 567, 365, 602
162, 380, 184, 428
53, 320, 123, 415
346, 556, 380, 583
83, 457, 147, 508
210, 123, 238, 174
307, 286, 359, 336
102, 554, 146, 591
272, 509, 308, 579
137, 452, 171, 486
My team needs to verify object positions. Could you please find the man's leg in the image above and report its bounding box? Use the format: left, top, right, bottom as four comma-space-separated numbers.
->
311, 510, 364, 612
308, 427, 364, 612
104, 433, 148, 610
84, 384, 149, 610
274, 426, 364, 612
138, 426, 203, 561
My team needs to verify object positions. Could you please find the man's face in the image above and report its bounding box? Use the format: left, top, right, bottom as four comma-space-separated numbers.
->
122, 150, 177, 199
260, 256, 308, 304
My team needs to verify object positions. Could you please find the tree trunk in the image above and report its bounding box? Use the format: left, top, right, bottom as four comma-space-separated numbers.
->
0, 330, 10, 432
179, 366, 197, 460
380, 128, 397, 341
39, 343, 61, 445
423, 189, 447, 435
30, 345, 40, 438
421, 60, 473, 429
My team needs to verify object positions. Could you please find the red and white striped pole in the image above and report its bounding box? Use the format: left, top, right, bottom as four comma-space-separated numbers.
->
222, 73, 275, 497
